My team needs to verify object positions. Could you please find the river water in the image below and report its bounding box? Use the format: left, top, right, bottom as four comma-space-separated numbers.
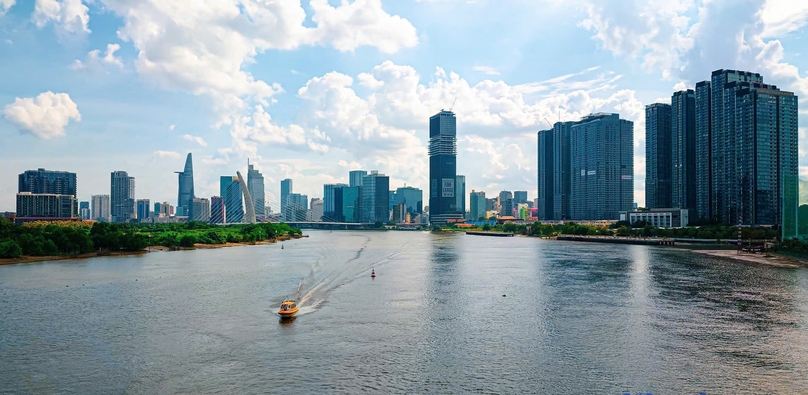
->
2, 230, 808, 394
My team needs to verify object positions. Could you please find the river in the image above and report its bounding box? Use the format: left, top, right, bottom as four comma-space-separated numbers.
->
2, 230, 808, 394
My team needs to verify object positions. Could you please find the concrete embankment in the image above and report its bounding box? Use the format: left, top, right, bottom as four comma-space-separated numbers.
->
556, 236, 675, 245
465, 231, 515, 237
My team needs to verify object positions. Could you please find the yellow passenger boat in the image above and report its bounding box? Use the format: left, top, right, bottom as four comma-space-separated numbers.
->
278, 300, 299, 318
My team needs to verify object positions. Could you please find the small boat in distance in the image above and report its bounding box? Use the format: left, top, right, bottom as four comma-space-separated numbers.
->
278, 300, 298, 318
371, 269, 376, 278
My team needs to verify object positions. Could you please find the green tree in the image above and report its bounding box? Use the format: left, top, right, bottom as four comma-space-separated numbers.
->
179, 235, 196, 247
0, 240, 23, 258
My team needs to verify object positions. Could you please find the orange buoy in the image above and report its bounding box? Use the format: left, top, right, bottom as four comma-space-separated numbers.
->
371, 269, 376, 278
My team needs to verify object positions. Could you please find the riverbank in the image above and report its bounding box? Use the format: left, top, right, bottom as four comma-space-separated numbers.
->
691, 249, 808, 269
0, 234, 304, 266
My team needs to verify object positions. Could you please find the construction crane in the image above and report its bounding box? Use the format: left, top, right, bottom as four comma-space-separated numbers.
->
449, 97, 457, 112
544, 117, 553, 129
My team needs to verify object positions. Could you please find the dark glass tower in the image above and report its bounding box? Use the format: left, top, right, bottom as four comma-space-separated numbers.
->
220, 176, 243, 223
671, 89, 697, 212
645, 103, 672, 209
429, 110, 461, 224
552, 122, 573, 220
695, 81, 712, 220
537, 128, 554, 220
247, 160, 265, 218
111, 171, 135, 223
176, 153, 194, 219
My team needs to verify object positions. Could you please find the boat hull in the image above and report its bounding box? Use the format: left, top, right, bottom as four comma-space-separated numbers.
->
278, 308, 299, 318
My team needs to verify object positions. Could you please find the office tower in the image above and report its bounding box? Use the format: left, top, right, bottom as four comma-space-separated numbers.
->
695, 81, 712, 220
392, 203, 407, 223
513, 191, 527, 205
220, 176, 244, 223
324, 183, 349, 221
136, 199, 151, 222
671, 89, 697, 212
570, 113, 633, 220
429, 110, 463, 224
498, 191, 513, 216
192, 197, 211, 222
485, 198, 496, 212
469, 190, 486, 221
349, 170, 367, 187
79, 201, 90, 220
15, 193, 77, 219
309, 198, 324, 222
552, 122, 574, 220
247, 160, 265, 218
362, 171, 390, 223
389, 191, 396, 211
341, 186, 361, 223
645, 103, 672, 209
111, 171, 135, 223
280, 179, 292, 214
176, 153, 195, 219
235, 171, 256, 224
284, 193, 308, 221
393, 186, 423, 215
91, 195, 111, 222
455, 175, 466, 216
210, 196, 225, 224
537, 128, 554, 220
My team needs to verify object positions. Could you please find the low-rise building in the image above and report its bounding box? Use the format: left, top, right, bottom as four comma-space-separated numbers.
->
619, 208, 689, 228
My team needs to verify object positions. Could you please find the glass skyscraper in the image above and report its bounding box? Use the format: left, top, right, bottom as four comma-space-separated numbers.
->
220, 176, 243, 223
362, 171, 390, 223
175, 153, 194, 219
429, 110, 462, 224
393, 186, 423, 215
136, 199, 150, 222
280, 179, 292, 215
645, 103, 672, 209
349, 170, 367, 188
111, 171, 135, 223
247, 160, 265, 218
18, 168, 78, 217
469, 191, 486, 221
537, 128, 554, 220
210, 196, 225, 224
671, 89, 697, 212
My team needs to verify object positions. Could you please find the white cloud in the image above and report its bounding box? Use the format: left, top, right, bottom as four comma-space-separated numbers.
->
169, 124, 175, 131
72, 43, 124, 70
309, 0, 418, 54
760, 0, 808, 38
473, 66, 500, 75
33, 0, 90, 35
3, 91, 80, 139
181, 134, 208, 147
0, 0, 14, 16
153, 150, 181, 159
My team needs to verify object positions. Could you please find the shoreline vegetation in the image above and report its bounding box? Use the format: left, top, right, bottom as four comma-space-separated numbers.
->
0, 219, 302, 266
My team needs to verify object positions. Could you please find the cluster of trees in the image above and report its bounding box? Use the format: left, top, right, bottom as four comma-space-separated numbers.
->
0, 219, 301, 259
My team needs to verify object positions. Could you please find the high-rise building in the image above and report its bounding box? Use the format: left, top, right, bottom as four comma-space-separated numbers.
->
341, 186, 361, 223
280, 179, 292, 215
392, 203, 407, 224
210, 196, 225, 224
324, 183, 349, 221
671, 89, 697, 212
694, 69, 798, 236
513, 191, 528, 205
570, 113, 633, 220
284, 193, 308, 221
552, 122, 574, 220
393, 186, 423, 215
192, 197, 210, 222
645, 103, 672, 209
362, 171, 390, 223
92, 195, 110, 222
79, 201, 90, 220
455, 175, 466, 216
136, 199, 151, 222
537, 128, 554, 220
498, 191, 513, 216
349, 170, 367, 187
221, 176, 243, 223
309, 198, 324, 222
429, 110, 463, 224
15, 192, 77, 221
175, 153, 194, 219
247, 160, 265, 218
469, 190, 486, 221
111, 171, 135, 223
18, 168, 79, 216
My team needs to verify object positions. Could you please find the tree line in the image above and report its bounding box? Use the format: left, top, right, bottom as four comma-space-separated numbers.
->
0, 219, 301, 259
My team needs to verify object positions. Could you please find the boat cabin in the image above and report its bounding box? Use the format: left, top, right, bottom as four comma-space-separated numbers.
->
280, 301, 297, 311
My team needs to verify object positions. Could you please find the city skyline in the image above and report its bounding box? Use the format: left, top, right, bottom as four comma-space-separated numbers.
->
1, 2, 807, 212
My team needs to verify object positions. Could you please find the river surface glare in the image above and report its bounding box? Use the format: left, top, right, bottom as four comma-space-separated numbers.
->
2, 230, 808, 394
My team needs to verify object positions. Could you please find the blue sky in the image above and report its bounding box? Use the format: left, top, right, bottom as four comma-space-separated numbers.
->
1, 0, 807, 213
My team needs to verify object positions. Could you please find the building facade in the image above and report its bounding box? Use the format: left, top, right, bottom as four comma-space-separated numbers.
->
175, 153, 194, 218
469, 191, 486, 221
221, 176, 244, 223
645, 103, 672, 209
393, 186, 423, 215
309, 198, 324, 222
349, 170, 367, 187
342, 186, 361, 223
111, 171, 135, 223
429, 110, 463, 224
537, 128, 554, 220
79, 201, 91, 220
247, 161, 265, 218
619, 209, 690, 228
210, 196, 225, 224
324, 183, 349, 221
18, 168, 78, 217
569, 113, 634, 220
136, 199, 150, 222
671, 89, 697, 212
192, 197, 211, 222
280, 178, 292, 215
91, 195, 111, 222
15, 192, 77, 221
455, 175, 466, 217
362, 171, 390, 223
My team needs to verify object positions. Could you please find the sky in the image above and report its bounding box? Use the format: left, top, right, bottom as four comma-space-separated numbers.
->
1, 0, 807, 213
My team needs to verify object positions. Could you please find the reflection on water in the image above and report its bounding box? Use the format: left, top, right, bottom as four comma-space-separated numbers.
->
1, 231, 808, 393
